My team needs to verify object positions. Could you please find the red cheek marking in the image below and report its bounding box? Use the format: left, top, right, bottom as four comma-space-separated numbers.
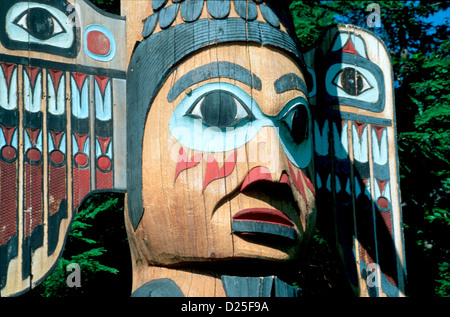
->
287, 161, 315, 203
174, 146, 203, 181
240, 166, 272, 192
203, 150, 237, 190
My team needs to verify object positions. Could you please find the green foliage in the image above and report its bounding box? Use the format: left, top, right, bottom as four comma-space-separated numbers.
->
31, 193, 130, 297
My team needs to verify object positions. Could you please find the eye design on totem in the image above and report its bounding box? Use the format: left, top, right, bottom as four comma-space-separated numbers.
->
169, 82, 312, 169
185, 90, 254, 128
13, 8, 66, 41
5, 2, 76, 51
332, 67, 373, 96
281, 103, 309, 145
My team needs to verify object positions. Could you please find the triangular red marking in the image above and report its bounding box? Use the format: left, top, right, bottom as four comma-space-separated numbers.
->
48, 69, 64, 92
50, 131, 64, 149
376, 179, 387, 194
341, 39, 360, 56
353, 121, 366, 139
74, 133, 88, 152
26, 128, 40, 147
1, 63, 16, 89
97, 137, 111, 155
24, 66, 40, 89
95, 76, 110, 96
372, 125, 385, 143
1, 125, 16, 145
175, 147, 202, 181
72, 73, 87, 91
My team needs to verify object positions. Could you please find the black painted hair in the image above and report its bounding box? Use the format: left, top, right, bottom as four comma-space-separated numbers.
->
126, 0, 308, 230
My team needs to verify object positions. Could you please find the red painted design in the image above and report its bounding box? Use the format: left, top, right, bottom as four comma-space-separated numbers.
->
49, 165, 66, 215
377, 197, 389, 210
97, 137, 111, 155
0, 160, 17, 246
24, 66, 40, 89
240, 166, 272, 191
96, 170, 113, 190
50, 131, 64, 149
1, 125, 17, 160
288, 161, 315, 202
73, 166, 90, 210
353, 121, 366, 138
372, 125, 386, 143
72, 73, 87, 91
174, 146, 202, 181
73, 133, 88, 153
233, 208, 295, 228
24, 163, 42, 237
50, 150, 65, 165
74, 153, 88, 167
26, 148, 41, 162
376, 179, 387, 194
341, 39, 359, 56
26, 128, 40, 147
203, 151, 237, 190
48, 69, 64, 92
95, 76, 110, 96
1, 63, 16, 89
98, 156, 112, 171
87, 31, 111, 56
279, 172, 290, 185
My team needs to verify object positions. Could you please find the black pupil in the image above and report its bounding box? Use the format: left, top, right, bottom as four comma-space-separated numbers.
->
200, 91, 238, 127
289, 106, 309, 144
340, 68, 364, 96
27, 8, 56, 40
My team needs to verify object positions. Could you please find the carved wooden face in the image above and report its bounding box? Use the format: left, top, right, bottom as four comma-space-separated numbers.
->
128, 44, 316, 266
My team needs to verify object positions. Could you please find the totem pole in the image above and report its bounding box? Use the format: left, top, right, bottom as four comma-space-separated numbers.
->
0, 0, 406, 297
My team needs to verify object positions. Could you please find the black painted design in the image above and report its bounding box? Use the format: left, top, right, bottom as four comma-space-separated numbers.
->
127, 17, 305, 229
0, 0, 80, 58
274, 73, 308, 95
131, 278, 184, 297
167, 61, 262, 102
180, 0, 204, 23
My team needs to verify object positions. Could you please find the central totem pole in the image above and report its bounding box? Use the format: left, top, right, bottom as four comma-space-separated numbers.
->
0, 0, 406, 297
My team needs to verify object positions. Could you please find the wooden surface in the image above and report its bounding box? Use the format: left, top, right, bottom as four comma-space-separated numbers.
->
0, 0, 406, 297
0, 0, 126, 297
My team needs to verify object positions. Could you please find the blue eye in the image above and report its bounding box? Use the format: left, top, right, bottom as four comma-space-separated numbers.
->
186, 90, 253, 128
13, 8, 66, 41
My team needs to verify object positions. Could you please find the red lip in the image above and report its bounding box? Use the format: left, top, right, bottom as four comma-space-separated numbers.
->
233, 208, 294, 228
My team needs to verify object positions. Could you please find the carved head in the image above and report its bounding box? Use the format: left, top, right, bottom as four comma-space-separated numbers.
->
125, 0, 315, 269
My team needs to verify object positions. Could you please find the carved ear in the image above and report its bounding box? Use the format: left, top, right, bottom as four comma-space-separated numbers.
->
0, 0, 126, 297
307, 24, 406, 297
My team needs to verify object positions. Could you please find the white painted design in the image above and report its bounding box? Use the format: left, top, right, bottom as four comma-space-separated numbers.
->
0, 65, 17, 110
48, 72, 65, 115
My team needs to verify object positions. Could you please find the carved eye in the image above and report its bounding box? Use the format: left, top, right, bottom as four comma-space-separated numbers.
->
282, 104, 309, 144
13, 8, 66, 41
333, 67, 373, 96
187, 90, 253, 128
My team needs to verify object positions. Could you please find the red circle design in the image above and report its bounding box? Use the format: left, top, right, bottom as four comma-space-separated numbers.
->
27, 148, 41, 162
98, 156, 111, 171
87, 31, 111, 56
50, 150, 65, 165
2, 145, 16, 160
75, 153, 88, 167
377, 197, 389, 210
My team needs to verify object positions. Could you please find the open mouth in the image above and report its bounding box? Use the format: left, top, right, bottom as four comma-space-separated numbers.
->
232, 208, 297, 241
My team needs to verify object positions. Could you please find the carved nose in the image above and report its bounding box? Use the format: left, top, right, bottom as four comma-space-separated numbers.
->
240, 166, 290, 192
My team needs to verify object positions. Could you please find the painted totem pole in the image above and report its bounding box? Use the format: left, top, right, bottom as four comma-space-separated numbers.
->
0, 0, 406, 297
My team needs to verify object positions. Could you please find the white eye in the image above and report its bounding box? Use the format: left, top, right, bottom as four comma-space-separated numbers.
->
187, 90, 253, 128
13, 8, 66, 41
333, 67, 373, 96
